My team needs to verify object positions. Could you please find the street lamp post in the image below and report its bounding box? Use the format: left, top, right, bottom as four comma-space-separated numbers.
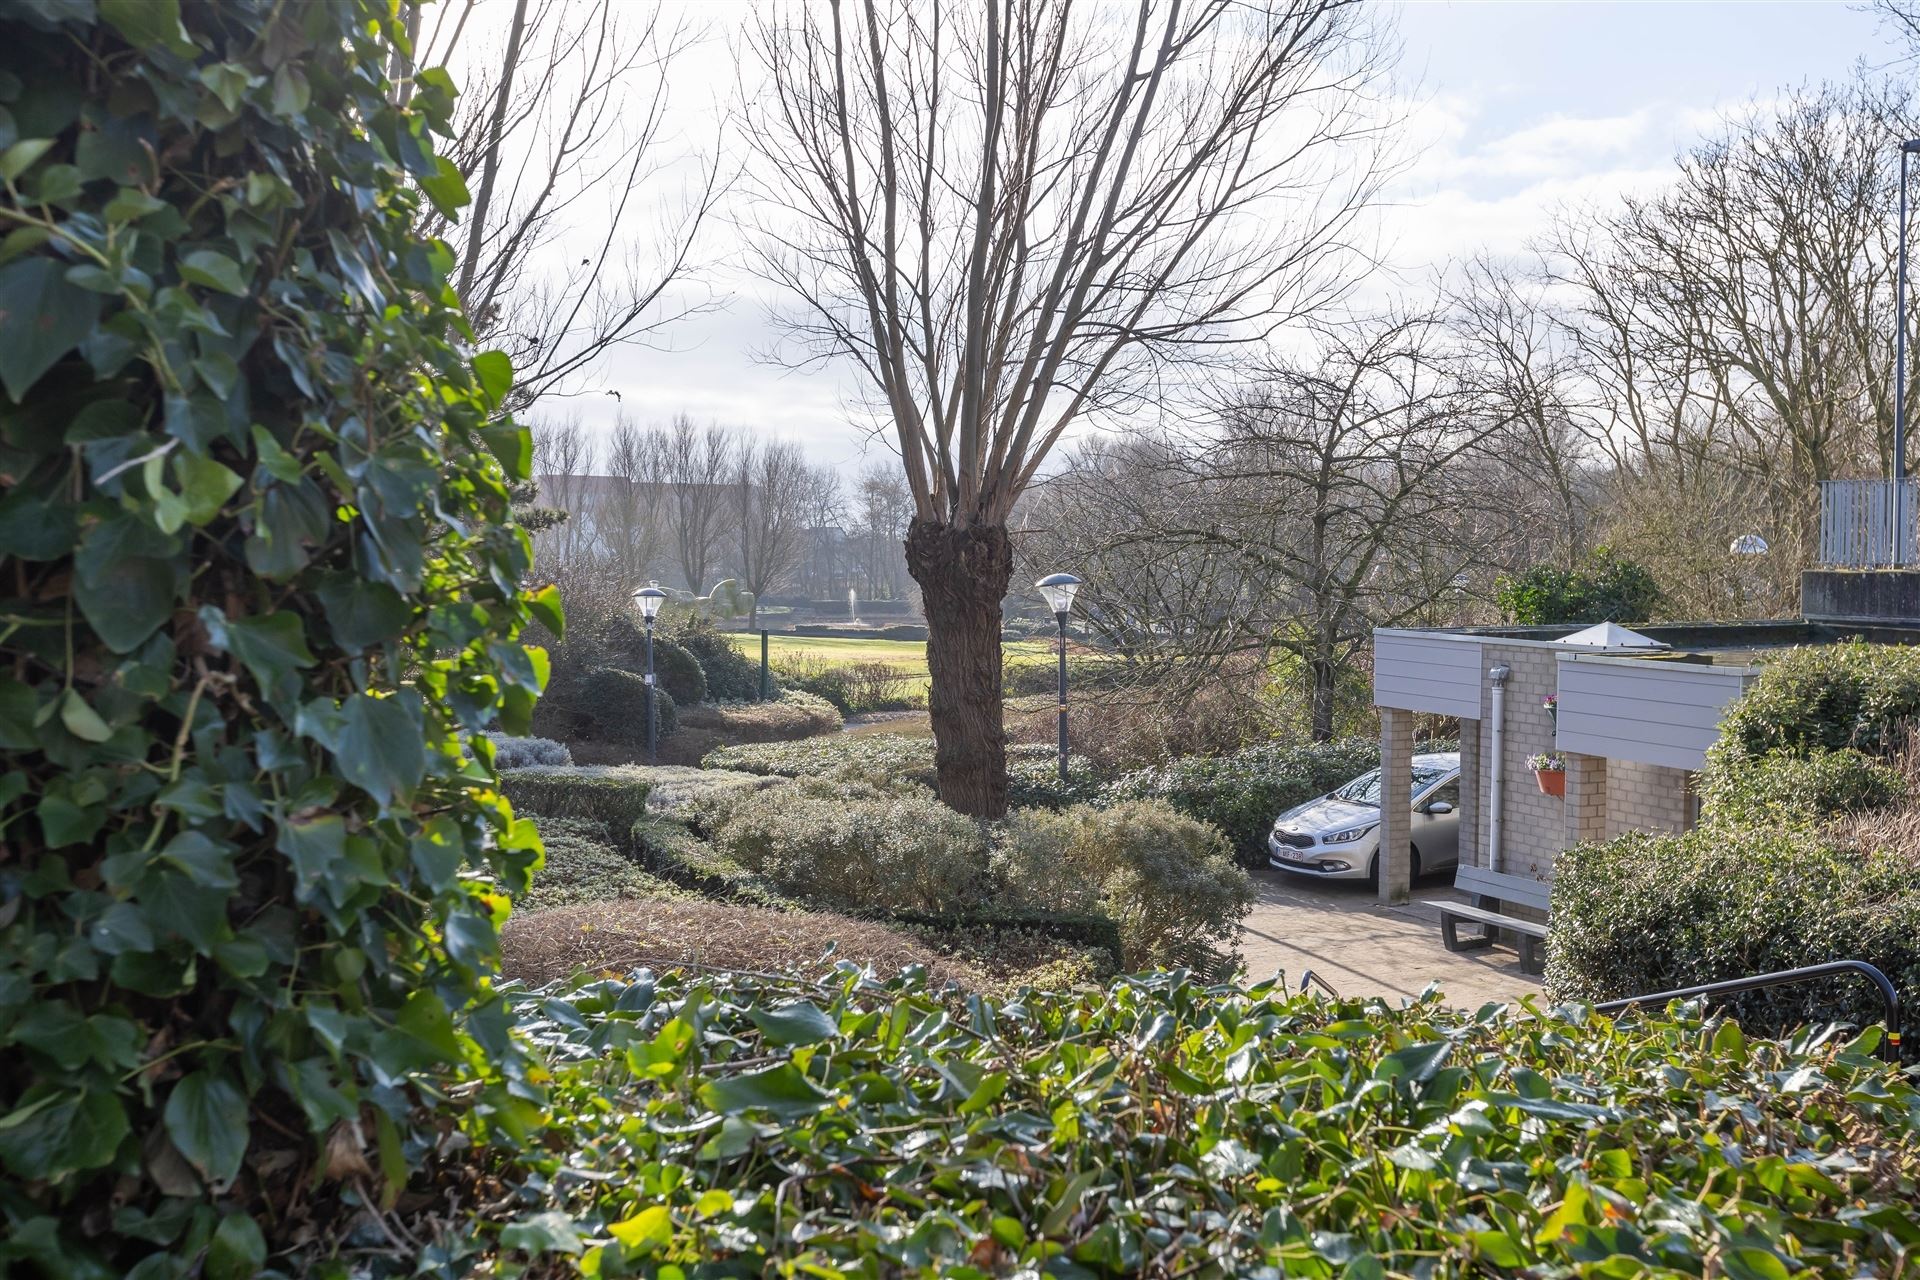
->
633, 583, 667, 761
1035, 573, 1082, 783
1898, 139, 1920, 565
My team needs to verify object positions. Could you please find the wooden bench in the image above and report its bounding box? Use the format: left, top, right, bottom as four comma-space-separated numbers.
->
1440, 866, 1551, 974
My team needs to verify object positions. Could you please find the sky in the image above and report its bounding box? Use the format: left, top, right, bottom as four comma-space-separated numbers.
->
492, 0, 1904, 474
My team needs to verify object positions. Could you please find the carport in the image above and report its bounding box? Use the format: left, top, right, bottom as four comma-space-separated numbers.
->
1371, 623, 1761, 905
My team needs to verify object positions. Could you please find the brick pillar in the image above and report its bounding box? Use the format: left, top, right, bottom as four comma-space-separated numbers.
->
1457, 718, 1481, 870
1562, 751, 1608, 849
1378, 706, 1413, 905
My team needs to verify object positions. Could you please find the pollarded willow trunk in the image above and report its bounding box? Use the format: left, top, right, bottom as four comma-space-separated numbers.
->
906, 516, 1012, 818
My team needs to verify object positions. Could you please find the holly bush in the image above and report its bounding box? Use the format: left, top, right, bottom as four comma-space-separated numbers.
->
0, 0, 552, 1270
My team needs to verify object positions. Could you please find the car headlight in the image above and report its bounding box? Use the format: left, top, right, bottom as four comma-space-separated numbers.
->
1324, 825, 1375, 844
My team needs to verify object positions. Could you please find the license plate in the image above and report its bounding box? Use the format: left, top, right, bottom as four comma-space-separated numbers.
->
1271, 842, 1309, 863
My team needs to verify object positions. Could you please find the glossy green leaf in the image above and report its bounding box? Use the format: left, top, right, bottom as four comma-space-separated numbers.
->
698, 1064, 833, 1120
747, 1001, 839, 1047
0, 256, 102, 402
100, 0, 195, 53
163, 1071, 249, 1188
471, 350, 512, 408
334, 692, 426, 807
199, 608, 315, 706
74, 555, 177, 653
178, 249, 248, 296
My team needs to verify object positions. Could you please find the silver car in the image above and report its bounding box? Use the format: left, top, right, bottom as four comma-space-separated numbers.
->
1267, 752, 1461, 885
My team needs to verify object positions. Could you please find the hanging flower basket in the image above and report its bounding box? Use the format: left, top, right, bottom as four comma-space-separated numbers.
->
1529, 751, 1566, 797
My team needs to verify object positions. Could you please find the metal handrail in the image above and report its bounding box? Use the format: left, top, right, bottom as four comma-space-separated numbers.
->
1298, 969, 1341, 999
1595, 960, 1904, 1063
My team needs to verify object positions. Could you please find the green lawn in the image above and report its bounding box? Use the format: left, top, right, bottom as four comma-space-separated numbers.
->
726, 633, 1057, 696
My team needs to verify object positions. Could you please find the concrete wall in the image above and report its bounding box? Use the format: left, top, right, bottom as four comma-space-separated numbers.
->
1802, 569, 1920, 625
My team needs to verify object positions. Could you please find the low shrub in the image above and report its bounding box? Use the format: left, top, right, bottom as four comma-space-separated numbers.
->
705, 734, 1100, 806
630, 765, 784, 815
776, 656, 925, 713
634, 815, 792, 907
706, 733, 933, 784
1547, 827, 1920, 1034
678, 689, 844, 743
502, 968, 1920, 1277
997, 800, 1253, 971
580, 667, 678, 743
486, 733, 574, 769
1107, 737, 1384, 866
518, 817, 681, 911
710, 778, 988, 913
1715, 640, 1920, 764
597, 615, 709, 706
502, 766, 655, 832
668, 615, 765, 701
1699, 745, 1905, 827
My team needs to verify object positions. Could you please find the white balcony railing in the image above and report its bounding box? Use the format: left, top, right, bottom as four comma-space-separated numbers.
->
1819, 479, 1920, 567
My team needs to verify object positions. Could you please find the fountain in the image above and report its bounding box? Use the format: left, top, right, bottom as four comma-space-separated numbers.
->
848, 587, 860, 625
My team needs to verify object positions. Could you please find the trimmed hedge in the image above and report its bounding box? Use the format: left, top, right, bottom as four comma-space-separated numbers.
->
678, 689, 843, 743
580, 667, 677, 743
704, 734, 1102, 808
486, 733, 573, 769
633, 814, 790, 907
709, 778, 988, 913
1548, 828, 1920, 1035
502, 766, 654, 832
1107, 738, 1386, 865
518, 818, 680, 911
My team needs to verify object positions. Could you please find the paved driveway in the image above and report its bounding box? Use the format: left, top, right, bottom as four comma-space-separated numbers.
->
1239, 868, 1541, 1009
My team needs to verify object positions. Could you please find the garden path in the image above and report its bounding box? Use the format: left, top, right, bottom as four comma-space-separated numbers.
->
1240, 870, 1540, 1008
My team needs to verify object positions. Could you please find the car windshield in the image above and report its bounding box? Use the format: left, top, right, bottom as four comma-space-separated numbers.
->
1333, 764, 1451, 807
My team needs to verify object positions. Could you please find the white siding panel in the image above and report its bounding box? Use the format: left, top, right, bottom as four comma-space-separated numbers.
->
1556, 658, 1752, 769
1373, 631, 1482, 718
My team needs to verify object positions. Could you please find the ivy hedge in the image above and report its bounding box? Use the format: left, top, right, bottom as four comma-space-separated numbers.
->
0, 0, 550, 1269
472, 967, 1920, 1277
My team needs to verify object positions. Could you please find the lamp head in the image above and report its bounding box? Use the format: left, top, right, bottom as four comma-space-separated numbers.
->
1904, 138, 1920, 154
633, 582, 668, 620
1035, 572, 1082, 616
1729, 534, 1769, 557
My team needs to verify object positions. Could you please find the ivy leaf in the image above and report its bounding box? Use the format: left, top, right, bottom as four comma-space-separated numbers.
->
418, 154, 470, 219
698, 1064, 833, 1120
334, 693, 426, 807
199, 608, 315, 706
207, 1212, 267, 1280
100, 0, 196, 54
0, 256, 103, 402
57, 687, 112, 742
479, 422, 531, 481
498, 1211, 584, 1257
159, 831, 240, 890
0, 1085, 128, 1182
526, 583, 565, 639
178, 249, 249, 296
163, 1070, 249, 1188
276, 813, 347, 895
316, 576, 410, 651
471, 350, 512, 409
269, 64, 310, 117
174, 450, 243, 525
747, 1001, 839, 1047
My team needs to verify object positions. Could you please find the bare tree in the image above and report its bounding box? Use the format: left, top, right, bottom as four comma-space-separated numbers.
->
529, 415, 596, 572
733, 441, 813, 624
850, 464, 914, 600
601, 416, 668, 584
744, 0, 1396, 814
662, 415, 736, 593
411, 0, 725, 414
